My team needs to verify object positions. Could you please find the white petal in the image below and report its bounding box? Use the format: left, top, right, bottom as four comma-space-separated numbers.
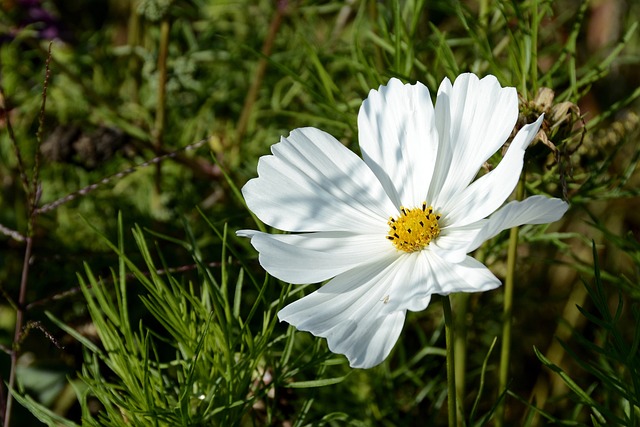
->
236, 230, 396, 284
443, 256, 502, 293
430, 221, 487, 263
378, 252, 434, 313
430, 74, 519, 207
278, 259, 408, 368
242, 127, 395, 233
358, 78, 439, 208
465, 195, 568, 252
277, 247, 500, 368
442, 116, 544, 227
366, 250, 498, 313
422, 250, 502, 295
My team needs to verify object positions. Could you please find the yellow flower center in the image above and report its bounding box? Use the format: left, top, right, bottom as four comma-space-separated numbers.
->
386, 202, 441, 253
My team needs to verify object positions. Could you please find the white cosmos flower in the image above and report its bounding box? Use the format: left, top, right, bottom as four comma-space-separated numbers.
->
237, 73, 569, 369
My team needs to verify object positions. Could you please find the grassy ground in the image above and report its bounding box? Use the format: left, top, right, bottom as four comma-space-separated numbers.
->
0, 0, 639, 425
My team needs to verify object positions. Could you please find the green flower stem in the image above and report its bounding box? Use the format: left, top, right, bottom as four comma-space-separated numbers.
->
453, 293, 469, 426
443, 295, 457, 427
496, 176, 525, 426
454, 248, 485, 425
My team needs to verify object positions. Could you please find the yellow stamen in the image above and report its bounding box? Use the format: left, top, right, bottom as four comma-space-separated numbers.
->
386, 202, 441, 252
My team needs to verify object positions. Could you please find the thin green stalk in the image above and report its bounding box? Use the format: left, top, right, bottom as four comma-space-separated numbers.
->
393, 0, 401, 73
4, 236, 33, 427
443, 295, 457, 427
496, 176, 525, 426
154, 17, 170, 197
0, 87, 29, 198
367, 1, 384, 72
31, 43, 52, 201
2, 46, 52, 426
236, 2, 286, 147
454, 248, 486, 425
479, 0, 489, 30
154, 18, 170, 146
530, 0, 539, 95
453, 293, 468, 427
127, 1, 142, 104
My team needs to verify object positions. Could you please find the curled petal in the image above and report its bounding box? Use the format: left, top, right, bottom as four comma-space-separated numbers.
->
442, 115, 544, 227
466, 195, 569, 252
430, 74, 519, 207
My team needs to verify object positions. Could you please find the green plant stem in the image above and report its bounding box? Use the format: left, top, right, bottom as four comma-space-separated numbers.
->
453, 293, 469, 426
4, 235, 33, 427
393, 0, 401, 73
31, 43, 52, 200
127, 2, 142, 104
154, 18, 170, 147
454, 248, 485, 425
496, 176, 525, 426
154, 17, 170, 197
367, 0, 384, 71
452, 248, 484, 426
2, 48, 51, 426
0, 86, 29, 197
479, 0, 489, 29
443, 295, 457, 427
236, 2, 286, 147
530, 0, 539, 95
